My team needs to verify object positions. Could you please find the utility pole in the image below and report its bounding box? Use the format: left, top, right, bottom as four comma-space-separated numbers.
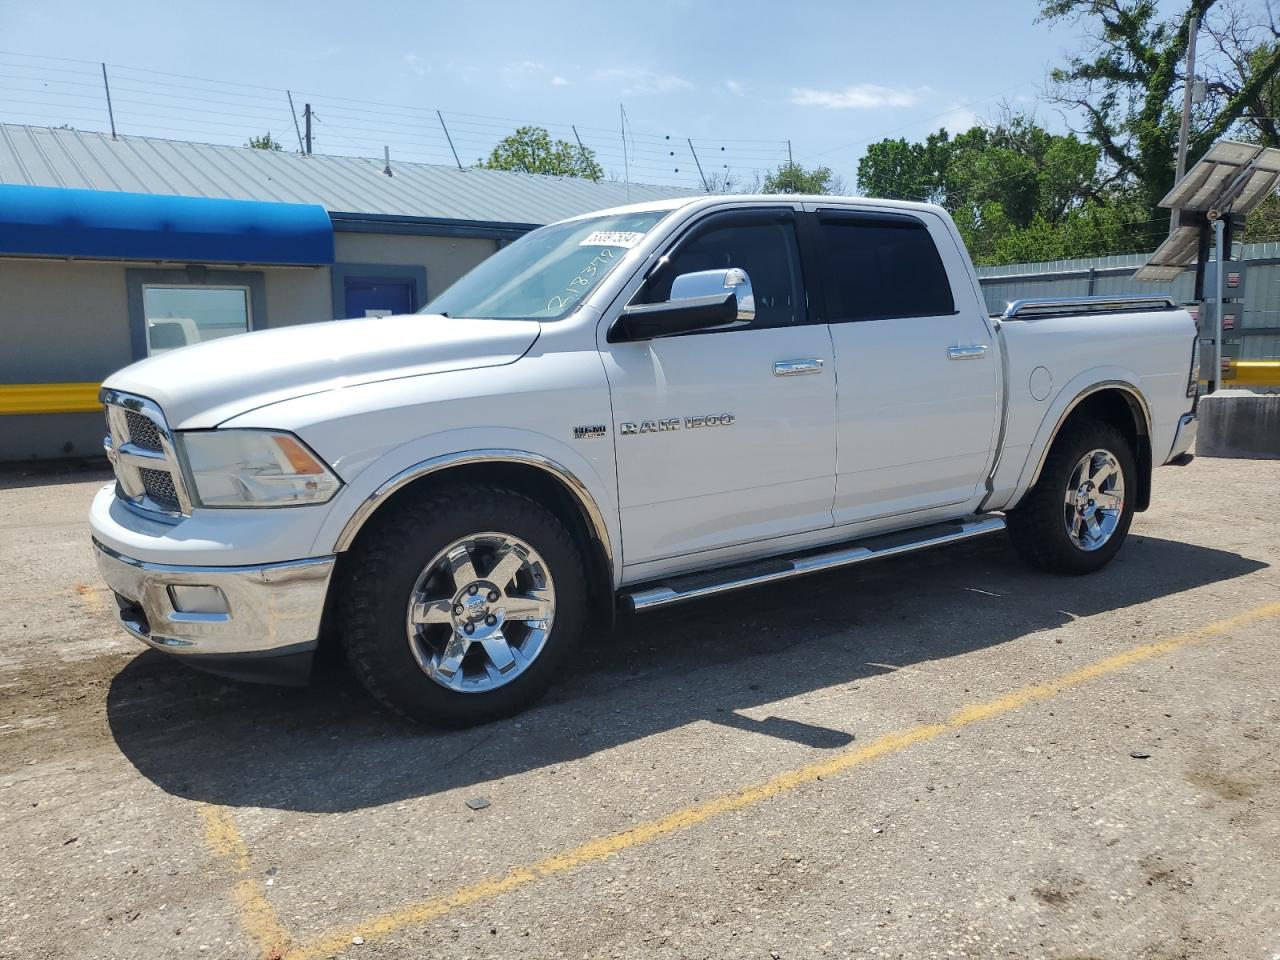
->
571, 125, 589, 164
437, 110, 463, 170
1171, 12, 1199, 233
303, 103, 313, 155
101, 63, 117, 140
1212, 213, 1225, 392
620, 104, 631, 202
287, 91, 304, 153
787, 139, 793, 166
688, 138, 709, 191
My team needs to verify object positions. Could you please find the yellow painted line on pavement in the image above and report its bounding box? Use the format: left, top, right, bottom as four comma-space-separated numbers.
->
199, 805, 291, 960
237, 600, 1280, 960
0, 382, 101, 415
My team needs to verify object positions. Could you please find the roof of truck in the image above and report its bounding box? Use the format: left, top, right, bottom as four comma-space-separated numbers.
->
569, 193, 949, 221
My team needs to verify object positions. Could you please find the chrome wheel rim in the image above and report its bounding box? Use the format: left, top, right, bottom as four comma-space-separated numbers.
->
1064, 449, 1125, 552
406, 532, 555, 693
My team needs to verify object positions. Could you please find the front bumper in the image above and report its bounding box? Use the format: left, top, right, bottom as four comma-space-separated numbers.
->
93, 539, 335, 685
1165, 411, 1198, 463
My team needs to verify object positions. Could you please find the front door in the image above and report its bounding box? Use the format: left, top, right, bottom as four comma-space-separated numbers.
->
804, 206, 999, 526
343, 277, 416, 318
600, 208, 838, 568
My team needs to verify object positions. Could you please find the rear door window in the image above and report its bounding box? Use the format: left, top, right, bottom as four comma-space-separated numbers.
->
815, 212, 955, 322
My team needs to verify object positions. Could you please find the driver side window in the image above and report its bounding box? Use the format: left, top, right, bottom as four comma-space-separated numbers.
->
642, 213, 805, 330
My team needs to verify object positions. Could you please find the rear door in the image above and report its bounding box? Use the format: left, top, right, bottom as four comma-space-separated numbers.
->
803, 206, 999, 526
600, 206, 837, 568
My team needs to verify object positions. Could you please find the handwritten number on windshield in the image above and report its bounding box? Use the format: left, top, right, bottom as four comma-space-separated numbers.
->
546, 248, 615, 314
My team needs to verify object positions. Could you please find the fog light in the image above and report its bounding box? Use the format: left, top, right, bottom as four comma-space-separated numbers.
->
168, 584, 229, 614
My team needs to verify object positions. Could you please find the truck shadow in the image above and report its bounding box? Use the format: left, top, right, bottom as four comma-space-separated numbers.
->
106, 533, 1267, 812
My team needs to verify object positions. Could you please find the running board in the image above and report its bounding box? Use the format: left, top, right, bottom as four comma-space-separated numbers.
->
621, 514, 1006, 613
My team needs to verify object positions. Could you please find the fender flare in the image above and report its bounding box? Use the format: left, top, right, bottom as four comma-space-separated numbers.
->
331, 448, 615, 577
1021, 378, 1152, 494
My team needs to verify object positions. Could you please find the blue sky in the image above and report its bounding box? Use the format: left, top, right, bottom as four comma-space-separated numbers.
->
0, 0, 1116, 191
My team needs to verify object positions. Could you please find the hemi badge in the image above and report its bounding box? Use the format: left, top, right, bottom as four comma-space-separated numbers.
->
574, 425, 608, 440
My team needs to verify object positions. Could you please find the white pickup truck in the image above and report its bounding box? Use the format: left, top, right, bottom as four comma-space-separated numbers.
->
91, 195, 1200, 726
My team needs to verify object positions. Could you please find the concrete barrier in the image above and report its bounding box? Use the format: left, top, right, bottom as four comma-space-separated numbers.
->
1197, 389, 1280, 459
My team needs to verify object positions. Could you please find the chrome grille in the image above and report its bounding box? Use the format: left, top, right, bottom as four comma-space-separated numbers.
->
139, 468, 180, 512
124, 411, 162, 451
102, 390, 191, 519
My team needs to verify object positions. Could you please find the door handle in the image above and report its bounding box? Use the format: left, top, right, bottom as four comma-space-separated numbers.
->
774, 359, 824, 377
947, 345, 989, 360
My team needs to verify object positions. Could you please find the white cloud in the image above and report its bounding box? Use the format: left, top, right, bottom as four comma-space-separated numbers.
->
597, 68, 693, 95
790, 84, 921, 109
499, 60, 573, 88
938, 102, 980, 133
724, 79, 744, 96
403, 53, 426, 78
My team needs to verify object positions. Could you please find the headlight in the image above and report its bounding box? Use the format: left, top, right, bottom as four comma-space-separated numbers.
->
178, 430, 341, 507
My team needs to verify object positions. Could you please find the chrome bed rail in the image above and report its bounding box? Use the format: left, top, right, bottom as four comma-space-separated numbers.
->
1000, 295, 1178, 321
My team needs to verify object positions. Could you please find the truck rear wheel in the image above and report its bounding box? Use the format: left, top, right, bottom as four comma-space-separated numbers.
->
1006, 418, 1135, 575
337, 485, 587, 727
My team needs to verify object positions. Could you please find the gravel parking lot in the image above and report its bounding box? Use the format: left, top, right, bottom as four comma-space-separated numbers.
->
2, 457, 1279, 960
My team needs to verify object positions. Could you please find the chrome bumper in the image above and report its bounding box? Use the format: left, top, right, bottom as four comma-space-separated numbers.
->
1165, 412, 1198, 463
93, 539, 335, 672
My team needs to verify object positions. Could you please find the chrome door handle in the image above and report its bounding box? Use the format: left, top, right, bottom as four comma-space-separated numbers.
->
774, 359, 824, 377
948, 345, 989, 360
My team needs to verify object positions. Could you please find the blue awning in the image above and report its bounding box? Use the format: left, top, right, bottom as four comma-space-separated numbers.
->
0, 184, 334, 265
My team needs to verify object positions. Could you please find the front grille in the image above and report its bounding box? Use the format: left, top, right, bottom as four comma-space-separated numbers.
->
140, 467, 180, 512
125, 410, 163, 451
102, 391, 190, 518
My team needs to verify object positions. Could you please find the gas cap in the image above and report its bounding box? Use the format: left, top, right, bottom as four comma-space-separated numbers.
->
1029, 366, 1052, 402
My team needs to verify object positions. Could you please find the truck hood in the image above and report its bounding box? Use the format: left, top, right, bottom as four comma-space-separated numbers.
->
102, 314, 541, 428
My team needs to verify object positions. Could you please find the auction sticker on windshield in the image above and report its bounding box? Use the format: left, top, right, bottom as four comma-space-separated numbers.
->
579, 231, 645, 248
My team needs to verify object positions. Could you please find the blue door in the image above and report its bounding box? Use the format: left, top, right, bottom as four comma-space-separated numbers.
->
343, 278, 416, 318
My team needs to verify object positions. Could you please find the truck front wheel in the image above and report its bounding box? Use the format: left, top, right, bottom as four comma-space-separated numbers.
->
1006, 418, 1136, 575
336, 485, 587, 727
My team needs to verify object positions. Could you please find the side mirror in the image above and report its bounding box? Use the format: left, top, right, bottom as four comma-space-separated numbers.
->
670, 268, 755, 324
609, 268, 755, 342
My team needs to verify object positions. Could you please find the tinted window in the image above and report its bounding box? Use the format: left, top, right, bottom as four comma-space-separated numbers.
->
644, 215, 804, 329
142, 286, 250, 354
817, 215, 954, 322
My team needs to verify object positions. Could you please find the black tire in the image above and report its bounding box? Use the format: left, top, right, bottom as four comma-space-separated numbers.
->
336, 484, 587, 727
1006, 417, 1136, 575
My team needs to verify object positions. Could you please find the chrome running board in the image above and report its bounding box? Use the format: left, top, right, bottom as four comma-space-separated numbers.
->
621, 514, 1006, 613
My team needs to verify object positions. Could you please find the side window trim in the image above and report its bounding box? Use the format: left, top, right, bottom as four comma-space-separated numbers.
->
634, 206, 814, 332
811, 208, 958, 325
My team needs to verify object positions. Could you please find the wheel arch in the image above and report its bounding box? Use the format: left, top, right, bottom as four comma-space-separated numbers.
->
333, 450, 616, 626
1027, 381, 1154, 512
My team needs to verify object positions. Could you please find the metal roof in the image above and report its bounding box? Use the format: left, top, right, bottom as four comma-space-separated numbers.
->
0, 123, 698, 226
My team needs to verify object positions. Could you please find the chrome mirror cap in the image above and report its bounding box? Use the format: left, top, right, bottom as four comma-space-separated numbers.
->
669, 268, 755, 323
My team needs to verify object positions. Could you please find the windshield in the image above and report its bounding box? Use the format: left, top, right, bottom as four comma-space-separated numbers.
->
421, 210, 669, 320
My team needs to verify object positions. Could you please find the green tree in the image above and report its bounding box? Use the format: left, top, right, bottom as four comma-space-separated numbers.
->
856, 117, 1123, 263
479, 126, 603, 181
855, 130, 952, 204
247, 132, 284, 151
762, 162, 845, 195
1041, 0, 1280, 220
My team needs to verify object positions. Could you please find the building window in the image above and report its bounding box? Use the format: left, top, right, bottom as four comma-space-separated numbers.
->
125, 268, 267, 361
142, 285, 251, 353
